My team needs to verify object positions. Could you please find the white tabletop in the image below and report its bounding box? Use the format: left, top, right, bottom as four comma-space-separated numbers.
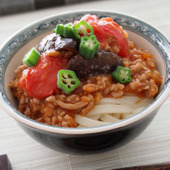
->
0, 0, 170, 169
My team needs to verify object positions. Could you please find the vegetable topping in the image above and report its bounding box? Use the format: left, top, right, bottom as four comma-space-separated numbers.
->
55, 24, 65, 36
38, 33, 78, 54
79, 35, 99, 59
64, 23, 75, 38
67, 51, 123, 78
56, 23, 75, 38
19, 53, 68, 99
79, 14, 130, 58
19, 14, 132, 98
57, 70, 80, 94
23, 48, 41, 67
54, 20, 99, 59
73, 20, 94, 39
111, 66, 132, 84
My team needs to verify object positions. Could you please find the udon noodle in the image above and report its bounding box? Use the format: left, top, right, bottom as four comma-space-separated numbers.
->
76, 96, 152, 127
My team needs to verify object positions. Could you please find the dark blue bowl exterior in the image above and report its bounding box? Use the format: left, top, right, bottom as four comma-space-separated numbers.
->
18, 109, 158, 154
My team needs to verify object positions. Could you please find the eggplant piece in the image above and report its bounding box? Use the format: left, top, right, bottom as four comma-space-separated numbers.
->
38, 33, 78, 53
67, 51, 124, 78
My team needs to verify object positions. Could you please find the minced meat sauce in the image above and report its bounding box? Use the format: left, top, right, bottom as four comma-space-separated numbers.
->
9, 15, 162, 127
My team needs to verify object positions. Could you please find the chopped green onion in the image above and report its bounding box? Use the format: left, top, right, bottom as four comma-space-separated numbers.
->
23, 48, 41, 67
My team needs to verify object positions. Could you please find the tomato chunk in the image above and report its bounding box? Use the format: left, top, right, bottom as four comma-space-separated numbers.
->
80, 15, 130, 58
19, 53, 68, 99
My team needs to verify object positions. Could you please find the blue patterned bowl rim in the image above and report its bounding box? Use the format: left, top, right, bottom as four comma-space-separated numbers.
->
0, 11, 170, 135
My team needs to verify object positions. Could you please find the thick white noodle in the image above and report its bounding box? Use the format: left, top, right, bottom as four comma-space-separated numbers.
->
100, 114, 119, 122
86, 114, 101, 120
121, 113, 132, 119
132, 98, 153, 114
111, 113, 122, 119
96, 96, 141, 105
136, 98, 153, 108
76, 96, 153, 127
132, 107, 145, 114
86, 104, 137, 116
75, 115, 111, 127
77, 125, 86, 128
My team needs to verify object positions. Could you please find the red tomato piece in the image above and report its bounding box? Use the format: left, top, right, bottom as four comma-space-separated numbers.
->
90, 22, 107, 41
19, 53, 68, 99
98, 20, 129, 58
80, 15, 130, 58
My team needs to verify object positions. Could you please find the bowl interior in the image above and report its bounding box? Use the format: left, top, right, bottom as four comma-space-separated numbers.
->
0, 11, 169, 134
4, 30, 167, 107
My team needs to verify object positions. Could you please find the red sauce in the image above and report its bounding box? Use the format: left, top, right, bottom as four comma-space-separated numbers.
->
19, 53, 68, 99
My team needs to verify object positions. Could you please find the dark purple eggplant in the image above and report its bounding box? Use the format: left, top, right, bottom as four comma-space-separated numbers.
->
38, 33, 78, 53
67, 50, 124, 78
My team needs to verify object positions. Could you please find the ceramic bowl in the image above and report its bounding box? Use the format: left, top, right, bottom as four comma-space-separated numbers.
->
0, 11, 170, 154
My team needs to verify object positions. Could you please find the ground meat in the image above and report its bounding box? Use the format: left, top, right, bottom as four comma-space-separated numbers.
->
124, 44, 162, 97
55, 99, 88, 110
9, 40, 162, 127
14, 64, 28, 78
83, 76, 111, 93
